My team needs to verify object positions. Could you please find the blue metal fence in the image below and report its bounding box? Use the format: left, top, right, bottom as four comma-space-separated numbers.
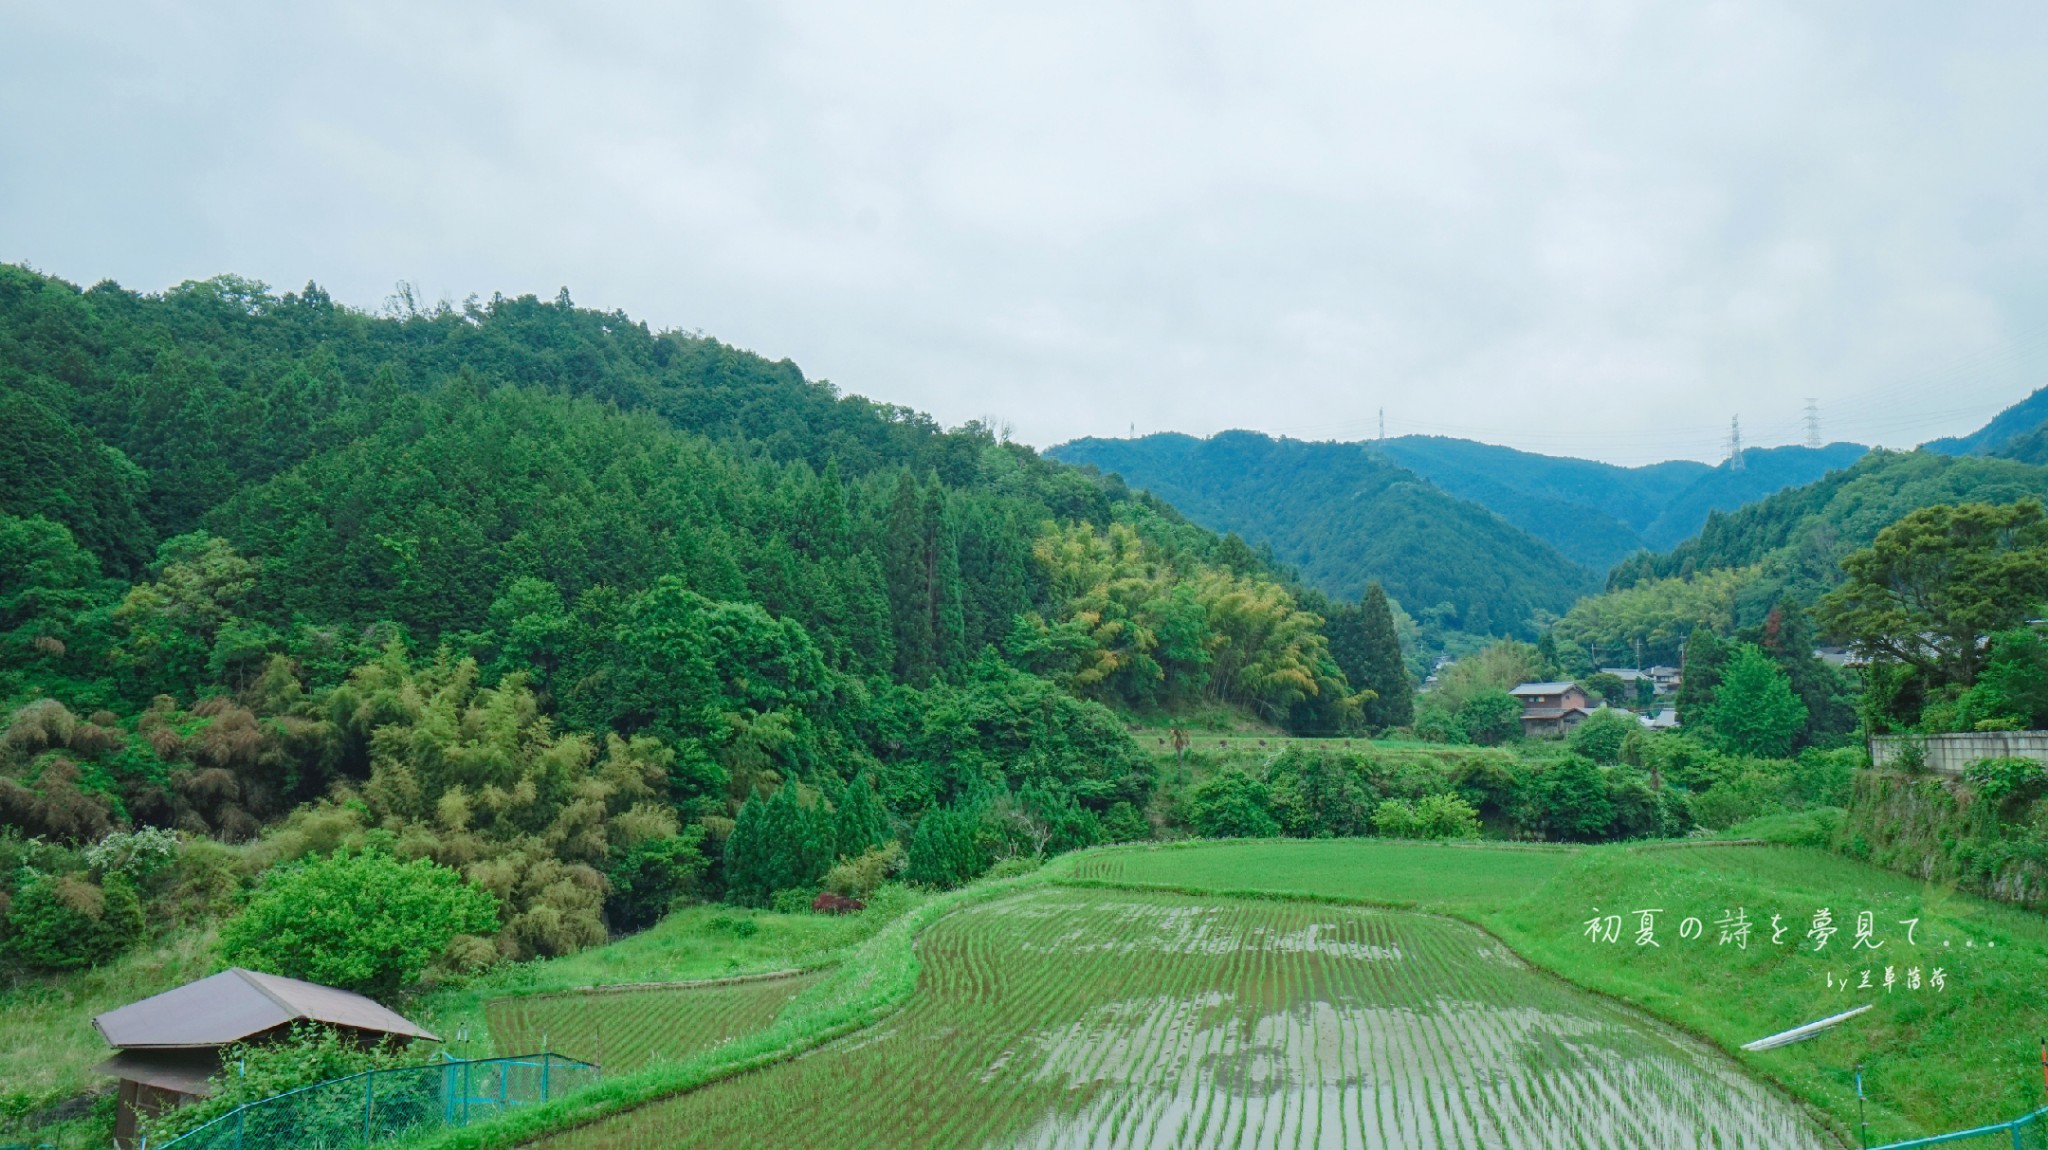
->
1870, 1105, 2048, 1150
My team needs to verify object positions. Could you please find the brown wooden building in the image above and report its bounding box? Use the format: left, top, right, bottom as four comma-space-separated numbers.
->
93, 967, 437, 1147
1509, 681, 1595, 737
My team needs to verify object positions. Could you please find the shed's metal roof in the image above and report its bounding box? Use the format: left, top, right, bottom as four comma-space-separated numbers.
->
1509, 682, 1577, 696
94, 968, 438, 1050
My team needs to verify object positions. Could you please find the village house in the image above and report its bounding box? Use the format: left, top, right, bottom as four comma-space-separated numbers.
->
94, 967, 438, 1147
1598, 666, 1683, 696
1509, 681, 1596, 737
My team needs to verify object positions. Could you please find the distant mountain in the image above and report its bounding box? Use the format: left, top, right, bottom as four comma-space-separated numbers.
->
1369, 437, 1867, 569
1048, 432, 1596, 638
1607, 448, 2048, 598
1923, 386, 2048, 457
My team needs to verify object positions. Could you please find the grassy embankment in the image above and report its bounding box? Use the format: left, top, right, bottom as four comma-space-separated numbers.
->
0, 927, 218, 1146
1057, 837, 2048, 1145
413, 890, 928, 1063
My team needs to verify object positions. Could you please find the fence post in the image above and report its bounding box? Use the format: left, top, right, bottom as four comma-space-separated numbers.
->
541, 1052, 551, 1104
364, 1069, 375, 1144
236, 1106, 245, 1150
463, 1058, 472, 1128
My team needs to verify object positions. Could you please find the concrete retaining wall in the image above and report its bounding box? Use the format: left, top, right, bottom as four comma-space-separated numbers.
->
1868, 730, 2048, 775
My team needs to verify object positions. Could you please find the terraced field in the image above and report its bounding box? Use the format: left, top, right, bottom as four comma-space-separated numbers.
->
538, 888, 1830, 1148
487, 973, 819, 1073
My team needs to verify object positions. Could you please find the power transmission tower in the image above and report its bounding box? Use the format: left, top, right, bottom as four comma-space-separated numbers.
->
1804, 399, 1821, 448
1378, 408, 1385, 441
1726, 416, 1745, 470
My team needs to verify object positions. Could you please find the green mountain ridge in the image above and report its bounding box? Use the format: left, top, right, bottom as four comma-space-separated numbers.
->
1370, 436, 1868, 568
1607, 448, 2048, 600
1049, 431, 1595, 638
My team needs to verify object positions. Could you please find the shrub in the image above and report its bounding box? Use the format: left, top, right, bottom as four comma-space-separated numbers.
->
986, 855, 1041, 880
1411, 702, 1467, 745
1963, 757, 2048, 803
1182, 769, 1279, 838
3, 872, 143, 971
824, 842, 905, 899
1412, 793, 1482, 839
1567, 709, 1636, 764
219, 849, 499, 997
82, 827, 181, 885
1457, 691, 1524, 746
705, 913, 758, 939
811, 892, 864, 914
1537, 756, 1613, 841
1373, 794, 1481, 840
1688, 771, 1792, 831
604, 829, 709, 933
1100, 801, 1152, 843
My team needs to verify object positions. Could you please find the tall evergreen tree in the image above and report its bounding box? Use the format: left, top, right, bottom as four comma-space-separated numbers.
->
1358, 582, 1414, 729
723, 795, 772, 906
882, 472, 938, 683
834, 770, 892, 859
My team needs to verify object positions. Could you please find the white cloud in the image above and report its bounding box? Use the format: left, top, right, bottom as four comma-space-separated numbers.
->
5, 0, 2047, 464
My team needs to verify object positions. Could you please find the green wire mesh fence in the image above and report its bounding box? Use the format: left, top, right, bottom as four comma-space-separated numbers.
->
148, 1053, 597, 1150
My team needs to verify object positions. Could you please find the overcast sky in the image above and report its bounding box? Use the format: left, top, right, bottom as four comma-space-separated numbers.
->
5, 2, 2046, 465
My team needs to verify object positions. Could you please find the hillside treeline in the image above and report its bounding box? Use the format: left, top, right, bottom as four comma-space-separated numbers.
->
0, 266, 1416, 974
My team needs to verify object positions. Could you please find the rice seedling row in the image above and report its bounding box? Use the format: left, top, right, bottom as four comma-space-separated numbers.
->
485, 973, 819, 1074
533, 887, 1828, 1149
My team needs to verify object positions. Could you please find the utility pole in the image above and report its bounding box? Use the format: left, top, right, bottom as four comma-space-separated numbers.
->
1727, 416, 1745, 470
1804, 399, 1822, 449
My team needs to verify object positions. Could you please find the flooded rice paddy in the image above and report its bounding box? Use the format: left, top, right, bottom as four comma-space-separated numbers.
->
543, 888, 1831, 1149
488, 972, 819, 1073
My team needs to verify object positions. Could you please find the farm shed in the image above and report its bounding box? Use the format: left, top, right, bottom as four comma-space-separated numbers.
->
93, 967, 438, 1147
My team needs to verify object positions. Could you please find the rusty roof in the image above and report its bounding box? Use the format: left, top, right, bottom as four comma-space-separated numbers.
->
94, 968, 438, 1050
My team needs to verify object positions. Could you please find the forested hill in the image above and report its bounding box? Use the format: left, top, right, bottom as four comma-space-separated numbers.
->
1922, 385, 2048, 458
1605, 449, 2048, 596
0, 265, 1429, 933
1548, 448, 2048, 673
1049, 431, 1595, 638
1371, 436, 1868, 568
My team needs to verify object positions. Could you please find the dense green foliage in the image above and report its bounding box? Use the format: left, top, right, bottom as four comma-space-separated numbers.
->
2, 869, 143, 971
219, 849, 500, 996
0, 263, 1412, 958
1050, 431, 1595, 638
1819, 501, 2048, 731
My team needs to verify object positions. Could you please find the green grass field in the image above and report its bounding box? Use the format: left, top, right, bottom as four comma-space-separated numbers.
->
1066, 838, 2048, 1145
487, 973, 820, 1073
1061, 838, 1576, 912
534, 887, 1826, 1149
